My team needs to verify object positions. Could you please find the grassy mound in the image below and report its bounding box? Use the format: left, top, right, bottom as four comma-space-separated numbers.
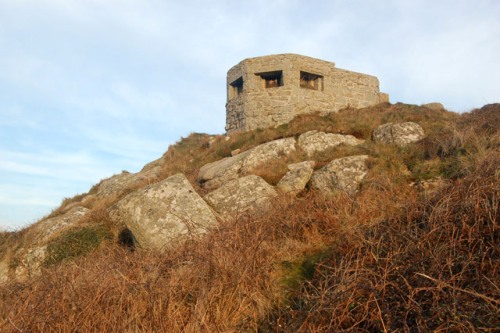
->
0, 103, 498, 332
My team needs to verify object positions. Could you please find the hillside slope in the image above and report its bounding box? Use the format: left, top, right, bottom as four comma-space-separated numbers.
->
1, 103, 498, 332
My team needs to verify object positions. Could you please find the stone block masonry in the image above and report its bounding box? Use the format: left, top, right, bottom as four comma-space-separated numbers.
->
226, 54, 389, 133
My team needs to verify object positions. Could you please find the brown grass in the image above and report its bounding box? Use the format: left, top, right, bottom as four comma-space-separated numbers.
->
0, 172, 413, 332
247, 158, 290, 186
261, 155, 499, 332
1, 103, 498, 332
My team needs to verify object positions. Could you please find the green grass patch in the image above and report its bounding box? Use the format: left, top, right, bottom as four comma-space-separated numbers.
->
43, 225, 113, 267
280, 250, 331, 292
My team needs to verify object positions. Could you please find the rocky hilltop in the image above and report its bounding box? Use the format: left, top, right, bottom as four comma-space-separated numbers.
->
1, 106, 426, 280
1, 102, 498, 332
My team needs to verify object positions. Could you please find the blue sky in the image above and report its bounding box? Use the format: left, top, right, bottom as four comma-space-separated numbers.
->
1, 0, 499, 230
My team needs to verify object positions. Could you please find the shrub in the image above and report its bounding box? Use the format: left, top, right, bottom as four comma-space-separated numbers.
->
43, 226, 113, 267
262, 155, 499, 331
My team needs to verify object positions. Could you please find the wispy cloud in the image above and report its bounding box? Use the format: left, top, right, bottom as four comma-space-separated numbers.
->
0, 0, 499, 228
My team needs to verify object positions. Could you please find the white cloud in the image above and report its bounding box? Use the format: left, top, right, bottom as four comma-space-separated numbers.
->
0, 149, 109, 181
0, 0, 499, 228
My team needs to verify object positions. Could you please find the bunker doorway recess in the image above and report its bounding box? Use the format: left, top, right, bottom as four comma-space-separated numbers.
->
256, 70, 283, 89
300, 71, 324, 91
229, 77, 243, 99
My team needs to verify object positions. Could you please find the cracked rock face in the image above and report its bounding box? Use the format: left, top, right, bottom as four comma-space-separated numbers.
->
110, 173, 217, 250
298, 130, 364, 157
204, 175, 278, 218
198, 151, 251, 191
277, 161, 315, 194
2, 206, 90, 281
311, 155, 369, 195
94, 167, 162, 198
372, 122, 425, 146
240, 137, 297, 173
198, 137, 296, 191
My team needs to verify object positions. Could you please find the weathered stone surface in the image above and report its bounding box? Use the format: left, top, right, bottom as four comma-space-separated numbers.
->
298, 130, 364, 157
95, 167, 162, 198
31, 206, 90, 243
422, 102, 444, 111
14, 246, 47, 279
241, 137, 296, 173
198, 150, 251, 190
277, 161, 315, 194
311, 155, 369, 195
372, 122, 425, 146
379, 92, 390, 103
198, 137, 296, 190
226, 54, 389, 133
204, 175, 278, 218
110, 173, 217, 250
8, 206, 90, 280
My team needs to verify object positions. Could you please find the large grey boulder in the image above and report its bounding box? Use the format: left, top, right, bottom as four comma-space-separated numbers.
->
28, 206, 90, 243
94, 167, 162, 198
311, 155, 369, 195
198, 137, 296, 190
240, 137, 296, 173
277, 161, 315, 194
110, 173, 217, 250
204, 175, 278, 218
298, 130, 364, 157
31, 206, 90, 242
9, 206, 89, 280
198, 150, 251, 191
372, 122, 425, 146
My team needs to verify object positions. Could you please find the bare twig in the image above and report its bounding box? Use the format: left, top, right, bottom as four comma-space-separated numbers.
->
415, 273, 500, 306
8, 317, 23, 333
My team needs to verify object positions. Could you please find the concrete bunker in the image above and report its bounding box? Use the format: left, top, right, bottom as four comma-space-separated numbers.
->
225, 53, 389, 134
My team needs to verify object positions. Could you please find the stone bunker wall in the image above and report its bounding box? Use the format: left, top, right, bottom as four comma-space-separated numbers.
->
226, 54, 389, 133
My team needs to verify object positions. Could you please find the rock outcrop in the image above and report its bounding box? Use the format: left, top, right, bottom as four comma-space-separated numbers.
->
94, 167, 162, 198
277, 161, 315, 194
204, 175, 278, 218
311, 155, 369, 195
240, 137, 296, 173
198, 151, 250, 191
32, 206, 90, 243
372, 122, 425, 146
110, 173, 217, 250
198, 137, 296, 190
5, 206, 90, 280
298, 130, 363, 157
